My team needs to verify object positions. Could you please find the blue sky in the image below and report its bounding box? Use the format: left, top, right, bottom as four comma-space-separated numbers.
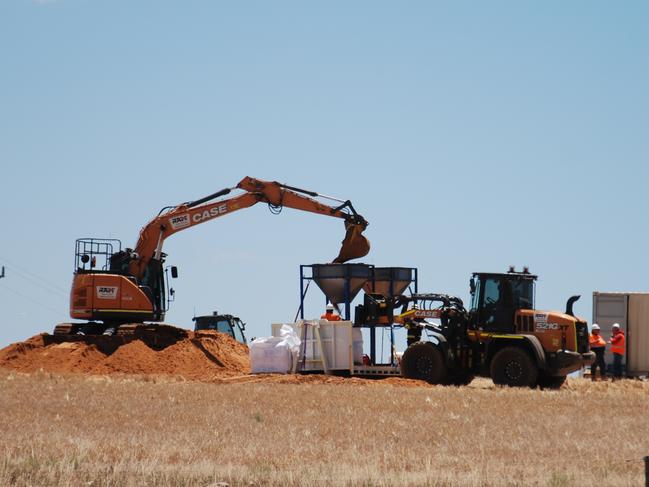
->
1, 1, 647, 347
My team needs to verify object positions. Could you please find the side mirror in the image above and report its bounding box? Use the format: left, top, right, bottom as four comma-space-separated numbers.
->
469, 278, 476, 295
171, 266, 178, 278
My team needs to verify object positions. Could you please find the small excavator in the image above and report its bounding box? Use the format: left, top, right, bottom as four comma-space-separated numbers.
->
54, 176, 370, 337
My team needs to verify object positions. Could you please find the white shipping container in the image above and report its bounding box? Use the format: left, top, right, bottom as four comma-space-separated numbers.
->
627, 295, 649, 375
593, 292, 649, 376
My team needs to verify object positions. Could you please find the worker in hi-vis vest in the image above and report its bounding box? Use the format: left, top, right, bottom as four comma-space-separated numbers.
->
608, 323, 626, 379
589, 324, 607, 381
321, 303, 341, 321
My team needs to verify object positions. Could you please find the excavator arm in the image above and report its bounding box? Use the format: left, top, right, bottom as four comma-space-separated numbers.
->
128, 176, 370, 279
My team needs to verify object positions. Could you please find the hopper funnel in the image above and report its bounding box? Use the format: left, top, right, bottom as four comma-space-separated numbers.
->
311, 263, 371, 305
364, 267, 415, 297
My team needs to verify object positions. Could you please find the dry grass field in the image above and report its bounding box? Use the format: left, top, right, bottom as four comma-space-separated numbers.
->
1, 369, 648, 487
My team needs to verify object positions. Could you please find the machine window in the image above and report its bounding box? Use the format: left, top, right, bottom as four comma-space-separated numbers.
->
511, 280, 534, 309
483, 279, 501, 307
470, 279, 481, 312
478, 277, 518, 332
214, 320, 233, 334
197, 319, 232, 334
232, 321, 245, 342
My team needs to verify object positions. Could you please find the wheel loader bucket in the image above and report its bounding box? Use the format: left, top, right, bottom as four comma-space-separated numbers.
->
333, 222, 370, 263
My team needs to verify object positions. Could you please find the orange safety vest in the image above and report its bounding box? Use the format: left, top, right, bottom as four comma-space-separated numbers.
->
610, 331, 626, 355
321, 312, 341, 321
589, 333, 606, 348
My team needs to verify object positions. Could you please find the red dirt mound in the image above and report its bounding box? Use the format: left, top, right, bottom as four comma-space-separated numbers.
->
0, 328, 250, 380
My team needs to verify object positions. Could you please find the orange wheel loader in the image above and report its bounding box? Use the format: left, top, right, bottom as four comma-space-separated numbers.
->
356, 268, 595, 388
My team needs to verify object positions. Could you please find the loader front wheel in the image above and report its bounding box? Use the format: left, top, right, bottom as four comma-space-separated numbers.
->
401, 342, 447, 384
490, 347, 538, 387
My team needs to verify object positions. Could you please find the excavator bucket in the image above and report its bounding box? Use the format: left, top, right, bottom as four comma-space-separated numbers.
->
333, 222, 370, 263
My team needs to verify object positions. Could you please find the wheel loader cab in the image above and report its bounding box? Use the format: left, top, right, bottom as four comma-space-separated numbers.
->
470, 271, 536, 333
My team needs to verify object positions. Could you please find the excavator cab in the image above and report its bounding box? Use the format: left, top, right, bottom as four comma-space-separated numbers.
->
469, 268, 536, 332
70, 238, 177, 325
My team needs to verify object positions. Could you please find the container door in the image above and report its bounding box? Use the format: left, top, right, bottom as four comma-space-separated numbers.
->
627, 295, 649, 376
592, 293, 628, 369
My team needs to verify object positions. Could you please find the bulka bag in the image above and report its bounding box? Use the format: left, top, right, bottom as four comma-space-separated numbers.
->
250, 326, 301, 374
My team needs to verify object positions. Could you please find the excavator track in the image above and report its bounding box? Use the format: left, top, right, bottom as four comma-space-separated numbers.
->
115, 323, 189, 349
48, 322, 189, 353
53, 323, 82, 336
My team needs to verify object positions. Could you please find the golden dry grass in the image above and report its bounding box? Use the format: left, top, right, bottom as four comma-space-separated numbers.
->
1, 370, 648, 486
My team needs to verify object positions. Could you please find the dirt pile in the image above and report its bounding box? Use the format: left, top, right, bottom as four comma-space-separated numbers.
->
0, 328, 430, 387
0, 329, 250, 380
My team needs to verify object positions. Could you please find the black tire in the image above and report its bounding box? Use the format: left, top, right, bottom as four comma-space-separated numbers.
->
401, 342, 447, 384
537, 375, 566, 390
490, 346, 538, 387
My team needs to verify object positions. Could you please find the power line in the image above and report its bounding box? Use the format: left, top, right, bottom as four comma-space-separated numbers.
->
2, 266, 69, 299
0, 254, 69, 291
0, 255, 69, 297
0, 282, 67, 319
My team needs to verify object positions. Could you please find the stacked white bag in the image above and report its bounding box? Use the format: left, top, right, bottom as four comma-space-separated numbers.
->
249, 324, 301, 374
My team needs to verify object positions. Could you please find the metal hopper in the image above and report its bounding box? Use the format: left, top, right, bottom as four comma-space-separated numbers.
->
364, 267, 416, 296
311, 263, 371, 305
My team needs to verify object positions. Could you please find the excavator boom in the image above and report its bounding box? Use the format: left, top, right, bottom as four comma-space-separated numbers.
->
129, 176, 370, 279
236, 177, 370, 264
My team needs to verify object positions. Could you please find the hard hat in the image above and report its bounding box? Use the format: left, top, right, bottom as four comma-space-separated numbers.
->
591, 324, 600, 331
612, 323, 620, 329
326, 303, 334, 312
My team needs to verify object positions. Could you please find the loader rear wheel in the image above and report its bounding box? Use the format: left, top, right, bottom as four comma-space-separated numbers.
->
537, 374, 566, 389
400, 342, 447, 384
490, 347, 538, 387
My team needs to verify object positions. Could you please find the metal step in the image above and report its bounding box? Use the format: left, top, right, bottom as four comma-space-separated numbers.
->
350, 365, 402, 376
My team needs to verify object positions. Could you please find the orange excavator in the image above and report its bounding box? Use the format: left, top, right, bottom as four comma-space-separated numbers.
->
54, 176, 369, 336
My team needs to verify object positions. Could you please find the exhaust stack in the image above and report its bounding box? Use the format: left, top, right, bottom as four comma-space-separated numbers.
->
565, 295, 581, 317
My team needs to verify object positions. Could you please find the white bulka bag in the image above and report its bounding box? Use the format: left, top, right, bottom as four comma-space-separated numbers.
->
250, 324, 301, 374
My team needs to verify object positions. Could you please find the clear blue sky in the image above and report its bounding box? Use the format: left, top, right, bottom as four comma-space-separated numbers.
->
1, 1, 647, 347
